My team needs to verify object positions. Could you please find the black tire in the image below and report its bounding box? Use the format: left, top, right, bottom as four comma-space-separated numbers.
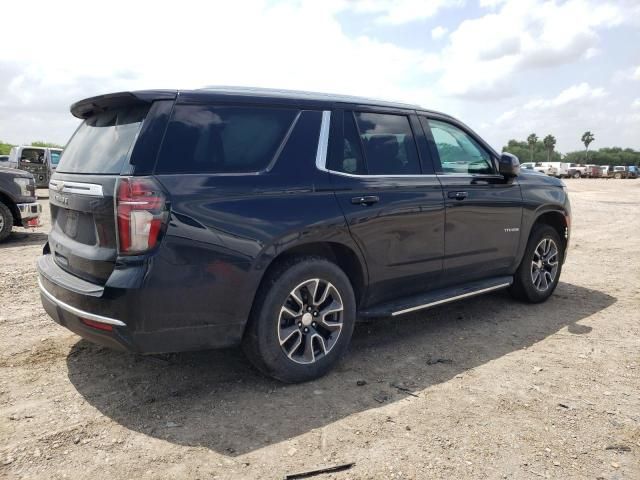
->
572, 171, 580, 179
242, 256, 356, 383
0, 201, 14, 243
510, 224, 564, 303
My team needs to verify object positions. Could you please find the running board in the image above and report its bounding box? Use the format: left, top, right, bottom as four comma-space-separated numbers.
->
359, 276, 513, 318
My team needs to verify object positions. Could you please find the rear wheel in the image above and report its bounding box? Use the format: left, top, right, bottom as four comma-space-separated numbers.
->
0, 201, 14, 243
614, 173, 622, 179
510, 224, 564, 303
242, 256, 356, 383
572, 171, 580, 179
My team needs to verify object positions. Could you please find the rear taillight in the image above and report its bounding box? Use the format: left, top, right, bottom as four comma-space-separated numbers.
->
116, 177, 168, 255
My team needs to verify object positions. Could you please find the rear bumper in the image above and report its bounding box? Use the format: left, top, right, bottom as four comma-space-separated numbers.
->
37, 253, 245, 353
18, 201, 42, 225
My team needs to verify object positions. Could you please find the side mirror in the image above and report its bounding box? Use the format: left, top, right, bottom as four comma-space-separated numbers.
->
499, 152, 520, 177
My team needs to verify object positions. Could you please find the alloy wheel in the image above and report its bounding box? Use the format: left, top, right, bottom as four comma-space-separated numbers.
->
530, 238, 559, 292
277, 278, 344, 365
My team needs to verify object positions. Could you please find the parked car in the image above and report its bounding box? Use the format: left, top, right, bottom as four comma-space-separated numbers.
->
9, 146, 59, 188
520, 162, 535, 170
600, 165, 611, 177
566, 163, 587, 178
588, 165, 605, 178
0, 165, 41, 242
584, 164, 597, 177
38, 88, 571, 382
611, 166, 627, 179
0, 154, 18, 169
533, 162, 555, 175
627, 166, 638, 179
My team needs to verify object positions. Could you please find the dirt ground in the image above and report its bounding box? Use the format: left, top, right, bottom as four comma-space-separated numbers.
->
1, 179, 639, 480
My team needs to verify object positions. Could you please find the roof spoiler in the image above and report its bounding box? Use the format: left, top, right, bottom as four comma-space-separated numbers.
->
70, 90, 177, 119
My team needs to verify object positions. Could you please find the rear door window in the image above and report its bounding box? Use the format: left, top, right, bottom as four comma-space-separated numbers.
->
155, 105, 298, 174
20, 148, 46, 164
354, 112, 421, 175
56, 105, 148, 174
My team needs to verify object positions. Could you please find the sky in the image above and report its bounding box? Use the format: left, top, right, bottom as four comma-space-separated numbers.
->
0, 0, 638, 154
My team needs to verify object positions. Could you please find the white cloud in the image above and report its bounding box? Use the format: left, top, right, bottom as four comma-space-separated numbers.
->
430, 0, 627, 98
479, 0, 507, 7
0, 0, 638, 153
632, 98, 640, 109
0, 0, 449, 144
634, 66, 640, 80
496, 109, 516, 124
481, 82, 640, 153
348, 0, 465, 25
524, 83, 607, 109
431, 26, 449, 40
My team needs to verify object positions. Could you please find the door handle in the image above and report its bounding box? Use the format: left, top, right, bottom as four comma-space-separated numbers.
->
447, 191, 468, 200
351, 195, 380, 206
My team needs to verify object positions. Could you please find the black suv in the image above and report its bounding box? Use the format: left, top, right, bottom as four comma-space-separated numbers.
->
38, 87, 570, 382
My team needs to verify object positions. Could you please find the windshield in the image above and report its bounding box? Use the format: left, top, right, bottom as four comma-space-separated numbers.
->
50, 150, 62, 165
57, 105, 148, 174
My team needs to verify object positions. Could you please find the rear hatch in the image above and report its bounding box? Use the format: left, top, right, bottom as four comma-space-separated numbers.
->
48, 103, 149, 284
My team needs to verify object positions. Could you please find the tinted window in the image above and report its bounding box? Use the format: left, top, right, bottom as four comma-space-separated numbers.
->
354, 112, 420, 175
156, 105, 297, 174
424, 118, 493, 175
20, 148, 46, 165
328, 112, 366, 175
57, 105, 148, 174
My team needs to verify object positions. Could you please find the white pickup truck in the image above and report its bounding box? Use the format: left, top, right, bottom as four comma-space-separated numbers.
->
565, 163, 588, 178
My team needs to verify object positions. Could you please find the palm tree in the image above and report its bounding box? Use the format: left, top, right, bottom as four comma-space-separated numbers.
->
527, 133, 538, 163
581, 131, 595, 162
543, 135, 556, 162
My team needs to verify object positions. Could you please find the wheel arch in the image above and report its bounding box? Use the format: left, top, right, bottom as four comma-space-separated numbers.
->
532, 210, 569, 252
253, 241, 368, 309
0, 191, 20, 225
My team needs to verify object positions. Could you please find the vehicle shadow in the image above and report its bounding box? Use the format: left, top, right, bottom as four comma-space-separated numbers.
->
66, 282, 615, 456
2, 231, 49, 247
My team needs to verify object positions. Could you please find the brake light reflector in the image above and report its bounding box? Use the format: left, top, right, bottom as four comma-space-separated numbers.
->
81, 318, 114, 332
116, 177, 168, 255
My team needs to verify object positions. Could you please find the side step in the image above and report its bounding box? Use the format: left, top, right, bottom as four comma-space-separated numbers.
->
359, 276, 513, 318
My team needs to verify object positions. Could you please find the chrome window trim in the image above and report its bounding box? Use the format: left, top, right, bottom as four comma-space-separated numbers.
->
38, 278, 127, 327
315, 110, 332, 171
315, 109, 439, 179
49, 180, 104, 197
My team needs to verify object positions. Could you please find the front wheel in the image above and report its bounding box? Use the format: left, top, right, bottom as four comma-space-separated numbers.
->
242, 256, 356, 383
0, 201, 14, 243
572, 171, 581, 179
510, 224, 564, 303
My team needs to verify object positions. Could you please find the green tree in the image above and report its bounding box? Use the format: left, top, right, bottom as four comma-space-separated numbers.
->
31, 141, 64, 148
581, 131, 595, 162
543, 135, 556, 162
502, 139, 560, 163
0, 141, 14, 155
526, 133, 538, 163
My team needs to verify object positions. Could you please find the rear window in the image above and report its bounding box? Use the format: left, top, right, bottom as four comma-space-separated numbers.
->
56, 105, 148, 174
20, 148, 46, 164
155, 105, 298, 174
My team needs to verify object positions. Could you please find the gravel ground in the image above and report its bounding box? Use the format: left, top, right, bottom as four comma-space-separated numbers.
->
1, 179, 639, 480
